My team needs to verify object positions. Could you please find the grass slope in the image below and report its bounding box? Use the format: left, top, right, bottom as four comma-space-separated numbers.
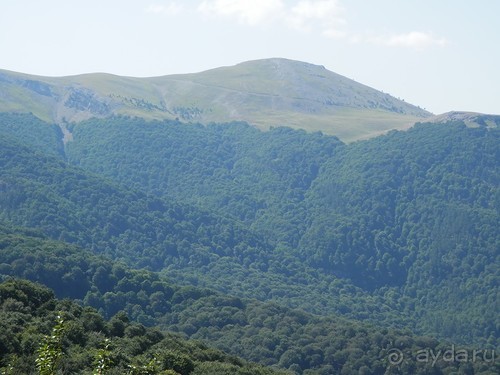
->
0, 58, 431, 141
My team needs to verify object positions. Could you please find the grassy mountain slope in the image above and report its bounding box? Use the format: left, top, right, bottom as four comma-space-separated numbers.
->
429, 111, 500, 128
149, 58, 431, 140
0, 58, 431, 141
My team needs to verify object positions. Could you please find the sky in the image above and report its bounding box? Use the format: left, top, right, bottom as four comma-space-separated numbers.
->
1, 0, 499, 115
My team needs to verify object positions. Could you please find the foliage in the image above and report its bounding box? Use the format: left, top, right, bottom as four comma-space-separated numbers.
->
65, 116, 499, 346
0, 124, 406, 328
0, 230, 498, 374
35, 314, 65, 375
93, 338, 112, 375
66, 118, 342, 235
0, 112, 63, 156
0, 279, 285, 375
0, 112, 498, 373
303, 122, 499, 343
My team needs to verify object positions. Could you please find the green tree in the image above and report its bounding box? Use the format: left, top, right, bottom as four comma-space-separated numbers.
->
35, 314, 65, 375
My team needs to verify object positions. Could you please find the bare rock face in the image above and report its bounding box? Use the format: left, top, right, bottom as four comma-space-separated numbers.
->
64, 88, 110, 115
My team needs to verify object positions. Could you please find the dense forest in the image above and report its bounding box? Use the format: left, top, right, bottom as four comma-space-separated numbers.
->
0, 124, 413, 330
66, 116, 499, 345
0, 112, 498, 373
0, 278, 287, 374
1, 228, 497, 374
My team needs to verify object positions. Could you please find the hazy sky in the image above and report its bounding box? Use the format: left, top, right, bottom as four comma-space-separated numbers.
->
1, 0, 499, 115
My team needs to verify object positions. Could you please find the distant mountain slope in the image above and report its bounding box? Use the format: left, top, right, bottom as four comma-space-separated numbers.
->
65, 116, 344, 245
0, 122, 409, 330
0, 112, 64, 156
429, 111, 500, 128
303, 121, 499, 345
0, 130, 274, 271
65, 115, 498, 346
0, 58, 431, 141
1, 113, 497, 351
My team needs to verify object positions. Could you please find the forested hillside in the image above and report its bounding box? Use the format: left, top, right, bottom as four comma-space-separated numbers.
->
0, 278, 287, 375
66, 117, 343, 244
0, 111, 498, 374
0, 127, 403, 330
302, 122, 499, 344
63, 115, 499, 346
1, 228, 497, 374
0, 112, 64, 156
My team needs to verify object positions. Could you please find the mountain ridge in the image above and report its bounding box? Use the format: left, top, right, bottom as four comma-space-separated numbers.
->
0, 58, 432, 141
429, 110, 500, 128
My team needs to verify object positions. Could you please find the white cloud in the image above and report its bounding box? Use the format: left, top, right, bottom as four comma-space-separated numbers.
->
146, 2, 183, 16
197, 0, 347, 37
198, 0, 284, 26
195, 1, 448, 50
369, 31, 448, 50
386, 31, 447, 48
288, 0, 346, 37
322, 28, 347, 39
291, 0, 341, 19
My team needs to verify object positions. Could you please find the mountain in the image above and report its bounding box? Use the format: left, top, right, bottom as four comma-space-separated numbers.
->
0, 59, 498, 374
0, 115, 408, 330
429, 111, 500, 127
62, 115, 500, 347
0, 58, 431, 141
0, 112, 498, 350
